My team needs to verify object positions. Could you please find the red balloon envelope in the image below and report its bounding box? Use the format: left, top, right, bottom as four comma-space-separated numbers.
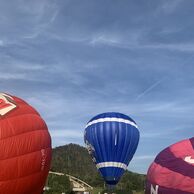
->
0, 93, 52, 194
146, 137, 194, 194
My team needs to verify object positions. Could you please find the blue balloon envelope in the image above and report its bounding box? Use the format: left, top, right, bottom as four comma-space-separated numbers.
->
84, 112, 140, 186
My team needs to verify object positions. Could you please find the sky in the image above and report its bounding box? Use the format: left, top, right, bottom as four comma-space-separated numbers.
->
1, 0, 194, 174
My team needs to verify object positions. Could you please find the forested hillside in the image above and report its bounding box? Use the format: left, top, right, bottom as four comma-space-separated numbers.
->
50, 143, 145, 191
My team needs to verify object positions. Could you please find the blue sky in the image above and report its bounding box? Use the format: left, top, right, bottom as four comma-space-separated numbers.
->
1, 0, 194, 174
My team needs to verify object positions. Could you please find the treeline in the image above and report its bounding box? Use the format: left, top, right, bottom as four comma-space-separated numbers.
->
47, 143, 145, 193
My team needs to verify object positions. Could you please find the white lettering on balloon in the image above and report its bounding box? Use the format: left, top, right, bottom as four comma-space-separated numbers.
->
151, 184, 159, 194
41, 149, 47, 171
85, 140, 96, 163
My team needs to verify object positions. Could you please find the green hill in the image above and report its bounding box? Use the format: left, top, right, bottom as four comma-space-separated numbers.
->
51, 143, 103, 186
50, 143, 145, 191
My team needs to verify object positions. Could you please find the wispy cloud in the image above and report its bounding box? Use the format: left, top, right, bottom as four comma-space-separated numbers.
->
88, 33, 194, 52
160, 0, 184, 14
89, 34, 123, 46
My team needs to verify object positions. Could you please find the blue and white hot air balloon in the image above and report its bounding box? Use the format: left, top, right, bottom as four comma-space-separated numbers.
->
84, 112, 140, 187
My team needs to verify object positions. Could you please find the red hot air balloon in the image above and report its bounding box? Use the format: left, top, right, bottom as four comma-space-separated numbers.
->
146, 137, 194, 194
0, 93, 52, 194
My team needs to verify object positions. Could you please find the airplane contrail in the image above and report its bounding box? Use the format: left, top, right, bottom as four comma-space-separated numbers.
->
136, 78, 165, 100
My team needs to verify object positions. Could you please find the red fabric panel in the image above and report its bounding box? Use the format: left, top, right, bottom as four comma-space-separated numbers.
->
147, 162, 194, 193
0, 171, 49, 193
0, 130, 51, 160
169, 139, 194, 159
0, 114, 47, 139
0, 147, 51, 180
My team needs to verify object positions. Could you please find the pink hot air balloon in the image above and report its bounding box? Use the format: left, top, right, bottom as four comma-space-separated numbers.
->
146, 137, 194, 194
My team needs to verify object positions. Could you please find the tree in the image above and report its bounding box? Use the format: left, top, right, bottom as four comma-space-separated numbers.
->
44, 174, 72, 194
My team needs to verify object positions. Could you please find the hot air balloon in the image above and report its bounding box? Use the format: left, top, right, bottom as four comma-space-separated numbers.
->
0, 93, 52, 194
146, 137, 194, 194
84, 112, 140, 187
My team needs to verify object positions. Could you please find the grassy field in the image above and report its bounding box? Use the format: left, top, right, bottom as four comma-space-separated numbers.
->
92, 187, 144, 194
133, 191, 144, 194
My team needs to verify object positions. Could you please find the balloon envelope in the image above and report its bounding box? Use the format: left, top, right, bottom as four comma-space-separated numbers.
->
84, 112, 139, 186
146, 137, 194, 194
0, 93, 52, 194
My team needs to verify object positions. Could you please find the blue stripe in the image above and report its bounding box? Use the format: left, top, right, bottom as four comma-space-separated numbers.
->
87, 112, 137, 125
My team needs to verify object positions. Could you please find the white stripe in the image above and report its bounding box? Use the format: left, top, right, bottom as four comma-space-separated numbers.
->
85, 117, 138, 129
96, 162, 127, 170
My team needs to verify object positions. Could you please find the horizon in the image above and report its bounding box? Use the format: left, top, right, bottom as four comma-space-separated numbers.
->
1, 0, 194, 174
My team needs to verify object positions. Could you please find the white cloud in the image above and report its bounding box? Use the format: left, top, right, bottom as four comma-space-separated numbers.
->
89, 34, 121, 46
0, 40, 4, 46
133, 155, 155, 160
16, 64, 44, 70
0, 72, 26, 80
50, 129, 84, 148
50, 129, 83, 138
